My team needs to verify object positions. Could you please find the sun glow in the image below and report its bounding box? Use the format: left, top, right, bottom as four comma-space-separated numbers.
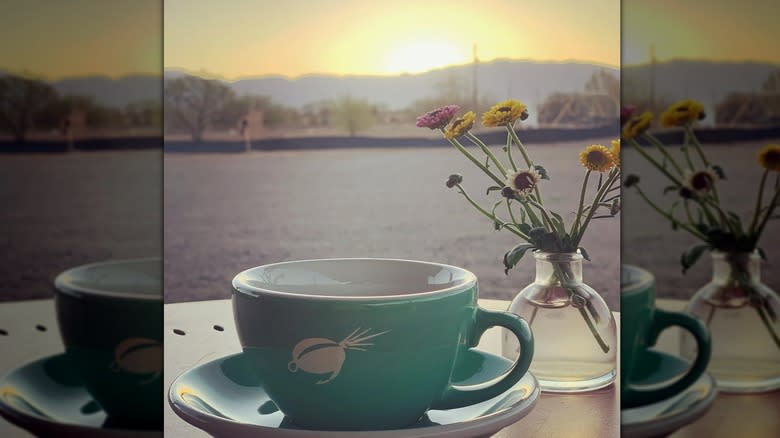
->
382, 41, 469, 75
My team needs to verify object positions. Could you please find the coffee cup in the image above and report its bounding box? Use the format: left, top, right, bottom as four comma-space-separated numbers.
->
54, 258, 162, 426
621, 265, 711, 408
232, 258, 534, 430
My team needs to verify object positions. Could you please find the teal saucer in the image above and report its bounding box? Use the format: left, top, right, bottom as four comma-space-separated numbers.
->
169, 349, 540, 437
0, 354, 162, 438
622, 350, 717, 438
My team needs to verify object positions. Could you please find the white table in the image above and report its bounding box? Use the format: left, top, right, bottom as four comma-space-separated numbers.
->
3, 298, 776, 437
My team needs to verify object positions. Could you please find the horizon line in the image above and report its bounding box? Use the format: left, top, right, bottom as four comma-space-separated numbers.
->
164, 57, 620, 82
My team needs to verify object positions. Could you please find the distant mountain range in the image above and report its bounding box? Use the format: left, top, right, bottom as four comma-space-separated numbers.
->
622, 60, 779, 121
51, 74, 161, 107
166, 60, 617, 112
10, 59, 775, 112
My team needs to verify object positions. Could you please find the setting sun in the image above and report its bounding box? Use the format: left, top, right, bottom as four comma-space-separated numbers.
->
382, 41, 469, 74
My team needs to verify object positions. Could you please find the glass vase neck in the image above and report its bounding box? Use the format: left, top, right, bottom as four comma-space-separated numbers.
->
533, 251, 584, 284
711, 250, 761, 284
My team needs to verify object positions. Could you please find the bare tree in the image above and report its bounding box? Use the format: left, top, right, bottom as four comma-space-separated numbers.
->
164, 75, 235, 142
584, 69, 620, 106
0, 74, 58, 142
331, 96, 376, 137
762, 69, 780, 92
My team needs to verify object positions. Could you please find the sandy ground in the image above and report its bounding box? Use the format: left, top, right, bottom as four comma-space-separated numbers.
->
622, 139, 780, 297
2, 139, 775, 310
164, 138, 621, 308
0, 151, 161, 300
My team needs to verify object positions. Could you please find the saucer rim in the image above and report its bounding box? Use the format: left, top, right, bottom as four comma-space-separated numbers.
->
168, 350, 540, 437
621, 350, 718, 437
0, 353, 162, 437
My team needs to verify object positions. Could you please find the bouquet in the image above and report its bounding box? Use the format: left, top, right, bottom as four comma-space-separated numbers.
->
417, 100, 621, 352
622, 99, 780, 348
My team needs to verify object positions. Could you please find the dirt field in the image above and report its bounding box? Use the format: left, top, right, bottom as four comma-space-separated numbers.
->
3, 139, 775, 310
0, 150, 161, 301
164, 139, 621, 308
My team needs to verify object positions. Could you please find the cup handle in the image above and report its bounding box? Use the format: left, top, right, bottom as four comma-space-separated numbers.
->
431, 307, 534, 409
623, 309, 711, 408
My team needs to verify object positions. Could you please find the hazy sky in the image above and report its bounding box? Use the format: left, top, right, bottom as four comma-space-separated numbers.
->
0, 0, 161, 79
623, 0, 780, 65
164, 0, 620, 79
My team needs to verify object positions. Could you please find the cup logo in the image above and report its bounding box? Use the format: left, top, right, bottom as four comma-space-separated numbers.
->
287, 327, 389, 384
109, 337, 162, 384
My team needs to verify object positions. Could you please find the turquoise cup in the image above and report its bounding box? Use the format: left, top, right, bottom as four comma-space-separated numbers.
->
54, 258, 162, 427
232, 258, 534, 430
621, 265, 711, 409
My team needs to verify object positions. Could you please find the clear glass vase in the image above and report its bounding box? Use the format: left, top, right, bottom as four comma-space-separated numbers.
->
681, 251, 780, 393
502, 251, 617, 392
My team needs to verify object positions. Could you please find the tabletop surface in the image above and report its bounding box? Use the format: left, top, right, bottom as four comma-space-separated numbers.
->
1, 298, 778, 437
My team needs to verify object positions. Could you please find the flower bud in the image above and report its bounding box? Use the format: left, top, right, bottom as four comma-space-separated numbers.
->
446, 174, 463, 188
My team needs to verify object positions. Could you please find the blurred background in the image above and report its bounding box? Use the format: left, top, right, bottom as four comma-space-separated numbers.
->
0, 2, 161, 434
163, 0, 622, 308
0, 0, 162, 301
621, 0, 780, 295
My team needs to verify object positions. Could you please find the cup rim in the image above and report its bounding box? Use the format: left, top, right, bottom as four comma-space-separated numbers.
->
54, 257, 162, 301
232, 257, 478, 301
621, 264, 655, 295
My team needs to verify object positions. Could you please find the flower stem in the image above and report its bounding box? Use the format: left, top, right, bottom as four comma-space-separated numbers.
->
549, 261, 610, 353
571, 170, 592, 236
749, 169, 769, 235
444, 131, 505, 186
506, 199, 518, 224
754, 185, 780, 239
506, 125, 544, 204
632, 137, 684, 186
575, 169, 620, 244
466, 132, 508, 177
454, 184, 529, 240
685, 124, 711, 167
645, 133, 684, 176
632, 184, 708, 240
505, 132, 518, 171
681, 128, 696, 171
685, 125, 720, 202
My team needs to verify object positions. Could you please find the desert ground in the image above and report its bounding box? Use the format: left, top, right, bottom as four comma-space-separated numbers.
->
2, 138, 777, 312
164, 138, 622, 308
0, 150, 161, 300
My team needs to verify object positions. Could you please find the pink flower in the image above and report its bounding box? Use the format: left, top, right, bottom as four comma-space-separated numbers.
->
416, 105, 460, 130
620, 106, 636, 125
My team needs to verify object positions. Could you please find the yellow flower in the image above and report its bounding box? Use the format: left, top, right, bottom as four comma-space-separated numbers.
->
579, 144, 615, 172
610, 139, 621, 167
758, 144, 780, 171
482, 99, 528, 127
621, 111, 653, 139
444, 111, 476, 139
660, 99, 705, 127
505, 168, 540, 197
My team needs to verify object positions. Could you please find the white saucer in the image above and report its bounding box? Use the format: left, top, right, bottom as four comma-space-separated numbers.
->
0, 354, 161, 438
622, 351, 718, 438
169, 349, 540, 437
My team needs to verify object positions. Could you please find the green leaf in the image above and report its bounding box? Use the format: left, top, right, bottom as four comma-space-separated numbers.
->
681, 244, 711, 274
534, 164, 550, 180
491, 200, 503, 231
486, 186, 502, 195
663, 185, 678, 195
518, 223, 532, 235
503, 243, 536, 275
711, 164, 726, 180
578, 247, 591, 261
727, 212, 744, 234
